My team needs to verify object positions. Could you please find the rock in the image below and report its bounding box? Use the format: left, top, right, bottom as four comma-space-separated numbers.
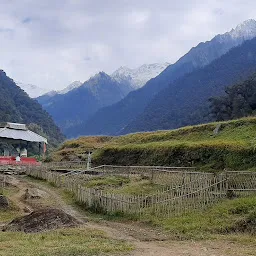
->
213, 124, 222, 135
23, 188, 46, 200
0, 195, 9, 209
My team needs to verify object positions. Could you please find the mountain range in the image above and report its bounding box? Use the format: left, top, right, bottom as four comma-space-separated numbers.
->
69, 19, 256, 137
14, 19, 256, 139
37, 72, 133, 134
37, 63, 170, 135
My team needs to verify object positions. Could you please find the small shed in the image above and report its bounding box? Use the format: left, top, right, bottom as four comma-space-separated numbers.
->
0, 122, 47, 157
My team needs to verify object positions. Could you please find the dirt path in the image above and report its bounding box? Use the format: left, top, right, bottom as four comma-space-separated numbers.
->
8, 176, 256, 256
6, 176, 32, 213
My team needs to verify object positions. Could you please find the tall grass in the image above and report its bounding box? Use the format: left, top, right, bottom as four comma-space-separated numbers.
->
152, 196, 256, 239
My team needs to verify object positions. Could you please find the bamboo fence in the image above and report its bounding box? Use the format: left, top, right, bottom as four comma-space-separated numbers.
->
25, 165, 256, 219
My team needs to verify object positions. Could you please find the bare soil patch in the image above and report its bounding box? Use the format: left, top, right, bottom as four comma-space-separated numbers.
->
3, 208, 82, 233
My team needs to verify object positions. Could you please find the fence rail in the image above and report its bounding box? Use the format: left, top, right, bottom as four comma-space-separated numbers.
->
44, 161, 87, 170
24, 165, 256, 219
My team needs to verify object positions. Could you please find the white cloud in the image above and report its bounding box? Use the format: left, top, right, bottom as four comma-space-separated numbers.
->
0, 0, 256, 90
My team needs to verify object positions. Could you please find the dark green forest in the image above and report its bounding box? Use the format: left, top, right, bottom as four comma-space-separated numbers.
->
210, 74, 256, 121
0, 70, 65, 147
123, 37, 256, 133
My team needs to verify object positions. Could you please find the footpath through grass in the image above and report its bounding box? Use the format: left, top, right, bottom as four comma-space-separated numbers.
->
0, 182, 133, 256
23, 175, 256, 249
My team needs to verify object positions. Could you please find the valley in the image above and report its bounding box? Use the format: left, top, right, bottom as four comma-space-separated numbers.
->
1, 7, 256, 256
0, 172, 255, 256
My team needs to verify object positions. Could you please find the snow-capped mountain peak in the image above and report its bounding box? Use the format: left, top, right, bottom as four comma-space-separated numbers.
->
59, 81, 82, 94
15, 81, 48, 98
229, 19, 256, 39
112, 63, 170, 89
215, 19, 256, 43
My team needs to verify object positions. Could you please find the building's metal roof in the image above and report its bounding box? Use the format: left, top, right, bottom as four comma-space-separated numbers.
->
0, 122, 27, 130
0, 125, 47, 144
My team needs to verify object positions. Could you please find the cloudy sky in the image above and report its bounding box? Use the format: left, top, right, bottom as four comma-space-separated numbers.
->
0, 0, 255, 90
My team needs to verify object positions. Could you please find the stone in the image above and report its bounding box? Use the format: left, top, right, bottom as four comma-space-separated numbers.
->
0, 195, 9, 209
213, 124, 222, 135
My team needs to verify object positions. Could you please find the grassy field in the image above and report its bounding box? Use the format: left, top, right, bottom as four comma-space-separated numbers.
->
0, 228, 132, 256
68, 174, 256, 240
51, 117, 256, 171
84, 175, 164, 195
150, 196, 256, 239
66, 179, 256, 242
92, 117, 256, 171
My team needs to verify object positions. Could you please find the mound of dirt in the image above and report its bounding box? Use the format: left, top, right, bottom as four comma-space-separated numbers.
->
3, 208, 82, 233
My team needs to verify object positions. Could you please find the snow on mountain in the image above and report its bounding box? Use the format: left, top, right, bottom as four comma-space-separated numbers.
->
15, 81, 48, 98
41, 81, 82, 98
44, 90, 58, 97
58, 81, 82, 94
112, 63, 170, 89
229, 19, 256, 39
214, 19, 256, 44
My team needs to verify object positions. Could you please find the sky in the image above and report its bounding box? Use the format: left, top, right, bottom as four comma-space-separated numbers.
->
0, 0, 256, 91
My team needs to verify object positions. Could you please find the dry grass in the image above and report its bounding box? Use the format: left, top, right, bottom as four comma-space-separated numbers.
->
52, 136, 112, 161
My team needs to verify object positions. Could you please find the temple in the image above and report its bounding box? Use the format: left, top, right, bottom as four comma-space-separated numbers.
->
0, 122, 47, 165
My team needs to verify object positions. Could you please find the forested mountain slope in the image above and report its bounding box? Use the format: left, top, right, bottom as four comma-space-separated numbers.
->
124, 37, 256, 133
210, 73, 256, 121
0, 70, 64, 146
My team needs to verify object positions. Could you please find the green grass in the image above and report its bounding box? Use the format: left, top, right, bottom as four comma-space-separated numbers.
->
109, 117, 256, 146
0, 227, 133, 256
84, 175, 164, 196
0, 187, 23, 223
151, 196, 256, 239
0, 207, 22, 223
108, 179, 164, 195
91, 117, 256, 170
50, 117, 256, 171
85, 176, 130, 189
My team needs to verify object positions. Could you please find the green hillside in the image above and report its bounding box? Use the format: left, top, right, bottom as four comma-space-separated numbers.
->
0, 70, 65, 148
52, 136, 112, 161
92, 117, 256, 171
